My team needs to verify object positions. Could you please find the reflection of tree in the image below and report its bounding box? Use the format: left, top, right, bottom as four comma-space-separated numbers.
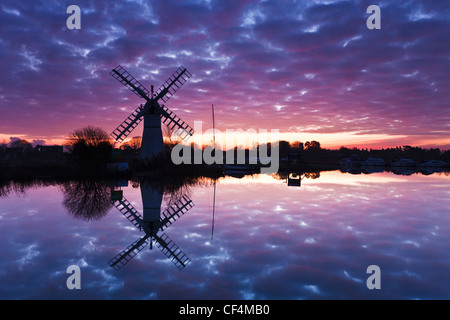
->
0, 180, 53, 198
0, 181, 18, 198
61, 180, 112, 221
162, 180, 192, 209
273, 171, 321, 180
304, 172, 320, 179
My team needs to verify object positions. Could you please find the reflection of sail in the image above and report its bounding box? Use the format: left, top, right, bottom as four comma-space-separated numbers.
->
159, 196, 194, 231
155, 233, 191, 270
113, 197, 145, 231
109, 235, 150, 270
109, 181, 194, 270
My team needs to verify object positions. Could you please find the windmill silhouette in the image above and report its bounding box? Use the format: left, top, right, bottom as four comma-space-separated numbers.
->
108, 181, 194, 270
109, 65, 194, 160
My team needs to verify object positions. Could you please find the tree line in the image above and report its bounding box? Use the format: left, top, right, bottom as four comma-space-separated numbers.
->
1, 125, 449, 167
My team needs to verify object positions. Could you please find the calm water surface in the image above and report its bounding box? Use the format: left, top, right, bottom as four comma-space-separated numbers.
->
0, 171, 449, 299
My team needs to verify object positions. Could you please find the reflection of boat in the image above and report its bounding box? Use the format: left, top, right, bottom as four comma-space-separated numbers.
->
361, 166, 384, 174
339, 155, 362, 174
419, 160, 449, 169
224, 164, 258, 178
287, 173, 302, 187
419, 169, 435, 176
340, 167, 362, 175
418, 161, 449, 175
361, 158, 386, 174
391, 159, 416, 175
392, 167, 415, 176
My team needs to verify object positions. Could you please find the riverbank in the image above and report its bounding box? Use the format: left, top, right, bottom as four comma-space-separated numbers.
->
1, 153, 448, 180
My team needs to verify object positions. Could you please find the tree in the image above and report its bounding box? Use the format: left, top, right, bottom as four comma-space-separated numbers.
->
121, 136, 142, 150
0, 139, 7, 151
305, 140, 321, 150
65, 126, 113, 163
9, 139, 32, 150
162, 124, 182, 146
290, 141, 303, 150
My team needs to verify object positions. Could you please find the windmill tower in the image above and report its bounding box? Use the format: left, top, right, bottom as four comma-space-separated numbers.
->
109, 65, 194, 160
109, 181, 195, 270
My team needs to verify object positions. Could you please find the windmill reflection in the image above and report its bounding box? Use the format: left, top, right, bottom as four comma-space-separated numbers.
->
109, 179, 194, 271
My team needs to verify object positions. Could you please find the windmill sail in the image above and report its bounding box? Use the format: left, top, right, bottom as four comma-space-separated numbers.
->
110, 65, 151, 100
154, 233, 191, 270
109, 65, 193, 148
160, 105, 194, 141
108, 235, 150, 271
110, 104, 146, 142
155, 66, 192, 102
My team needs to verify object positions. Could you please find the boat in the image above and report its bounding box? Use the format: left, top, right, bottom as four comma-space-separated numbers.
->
391, 158, 416, 167
362, 158, 385, 166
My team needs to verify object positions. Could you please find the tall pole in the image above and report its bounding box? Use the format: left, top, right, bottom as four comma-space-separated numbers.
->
212, 104, 216, 150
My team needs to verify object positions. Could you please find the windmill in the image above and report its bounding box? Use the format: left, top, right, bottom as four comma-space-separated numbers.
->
109, 65, 194, 160
108, 181, 194, 270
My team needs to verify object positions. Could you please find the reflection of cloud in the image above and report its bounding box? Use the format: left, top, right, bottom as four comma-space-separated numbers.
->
17, 243, 39, 270
303, 284, 321, 294
1, 172, 450, 299
343, 270, 363, 284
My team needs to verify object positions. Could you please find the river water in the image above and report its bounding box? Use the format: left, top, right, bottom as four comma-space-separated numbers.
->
0, 170, 449, 299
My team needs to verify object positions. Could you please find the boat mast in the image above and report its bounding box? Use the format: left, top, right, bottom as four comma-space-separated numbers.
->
212, 104, 216, 150
211, 104, 216, 239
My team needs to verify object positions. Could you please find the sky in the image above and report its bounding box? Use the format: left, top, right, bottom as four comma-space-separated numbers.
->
0, 0, 449, 149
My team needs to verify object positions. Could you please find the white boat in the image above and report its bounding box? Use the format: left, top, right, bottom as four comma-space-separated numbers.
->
391, 159, 416, 167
